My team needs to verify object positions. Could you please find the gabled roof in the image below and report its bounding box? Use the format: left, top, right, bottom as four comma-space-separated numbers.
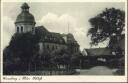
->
35, 26, 48, 32
85, 48, 112, 56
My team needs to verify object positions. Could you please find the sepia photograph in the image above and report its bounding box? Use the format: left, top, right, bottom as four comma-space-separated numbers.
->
0, 0, 127, 82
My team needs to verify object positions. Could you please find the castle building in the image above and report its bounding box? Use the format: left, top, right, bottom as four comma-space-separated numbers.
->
15, 3, 80, 54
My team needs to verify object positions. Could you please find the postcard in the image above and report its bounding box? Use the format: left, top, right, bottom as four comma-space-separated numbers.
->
0, 0, 127, 82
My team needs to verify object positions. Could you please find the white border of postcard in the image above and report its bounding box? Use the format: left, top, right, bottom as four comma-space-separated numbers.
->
0, 0, 127, 82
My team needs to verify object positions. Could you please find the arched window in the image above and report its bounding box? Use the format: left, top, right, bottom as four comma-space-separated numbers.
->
21, 26, 23, 32
17, 27, 19, 33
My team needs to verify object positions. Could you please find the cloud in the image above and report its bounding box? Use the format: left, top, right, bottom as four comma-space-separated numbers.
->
2, 13, 90, 51
37, 13, 91, 50
2, 13, 107, 51
2, 16, 15, 49
2, 2, 124, 51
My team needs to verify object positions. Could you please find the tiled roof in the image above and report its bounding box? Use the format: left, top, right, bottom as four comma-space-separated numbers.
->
35, 26, 79, 45
62, 33, 79, 46
35, 26, 66, 44
35, 26, 48, 32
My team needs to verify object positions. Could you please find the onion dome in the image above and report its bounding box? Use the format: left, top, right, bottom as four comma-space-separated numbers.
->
15, 3, 36, 24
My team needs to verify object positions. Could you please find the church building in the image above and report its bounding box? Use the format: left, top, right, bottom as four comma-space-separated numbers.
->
15, 3, 80, 54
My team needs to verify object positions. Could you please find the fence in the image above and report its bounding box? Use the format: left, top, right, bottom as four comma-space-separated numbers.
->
13, 69, 76, 75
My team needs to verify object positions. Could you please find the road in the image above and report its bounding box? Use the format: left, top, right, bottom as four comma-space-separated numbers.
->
76, 66, 118, 75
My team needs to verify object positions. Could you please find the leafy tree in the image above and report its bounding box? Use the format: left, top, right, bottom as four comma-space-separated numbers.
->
39, 51, 52, 69
50, 48, 71, 70
87, 8, 125, 48
70, 52, 82, 68
3, 46, 21, 74
4, 32, 39, 72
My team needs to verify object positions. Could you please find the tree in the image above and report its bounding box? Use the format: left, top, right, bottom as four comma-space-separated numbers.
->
39, 51, 52, 69
4, 32, 39, 72
50, 48, 71, 70
70, 52, 82, 69
87, 8, 125, 49
3, 46, 21, 74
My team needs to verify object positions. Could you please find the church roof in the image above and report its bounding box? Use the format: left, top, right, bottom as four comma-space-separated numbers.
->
15, 3, 36, 24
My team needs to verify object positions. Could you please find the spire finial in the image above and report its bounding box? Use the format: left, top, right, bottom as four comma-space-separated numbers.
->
21, 3, 30, 9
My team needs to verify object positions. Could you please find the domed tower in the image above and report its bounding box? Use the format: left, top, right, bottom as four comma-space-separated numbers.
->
15, 3, 36, 33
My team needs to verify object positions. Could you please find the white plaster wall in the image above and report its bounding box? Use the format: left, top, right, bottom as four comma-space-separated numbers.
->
15, 23, 35, 33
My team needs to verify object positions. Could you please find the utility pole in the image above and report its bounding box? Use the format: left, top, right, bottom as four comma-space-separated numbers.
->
67, 22, 69, 33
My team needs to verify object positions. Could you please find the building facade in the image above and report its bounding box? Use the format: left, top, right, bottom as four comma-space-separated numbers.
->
15, 3, 80, 54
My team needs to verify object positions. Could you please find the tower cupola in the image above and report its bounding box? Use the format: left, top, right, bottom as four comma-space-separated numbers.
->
15, 3, 36, 33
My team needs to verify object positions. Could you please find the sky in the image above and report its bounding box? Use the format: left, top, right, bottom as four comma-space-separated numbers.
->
2, 2, 125, 51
